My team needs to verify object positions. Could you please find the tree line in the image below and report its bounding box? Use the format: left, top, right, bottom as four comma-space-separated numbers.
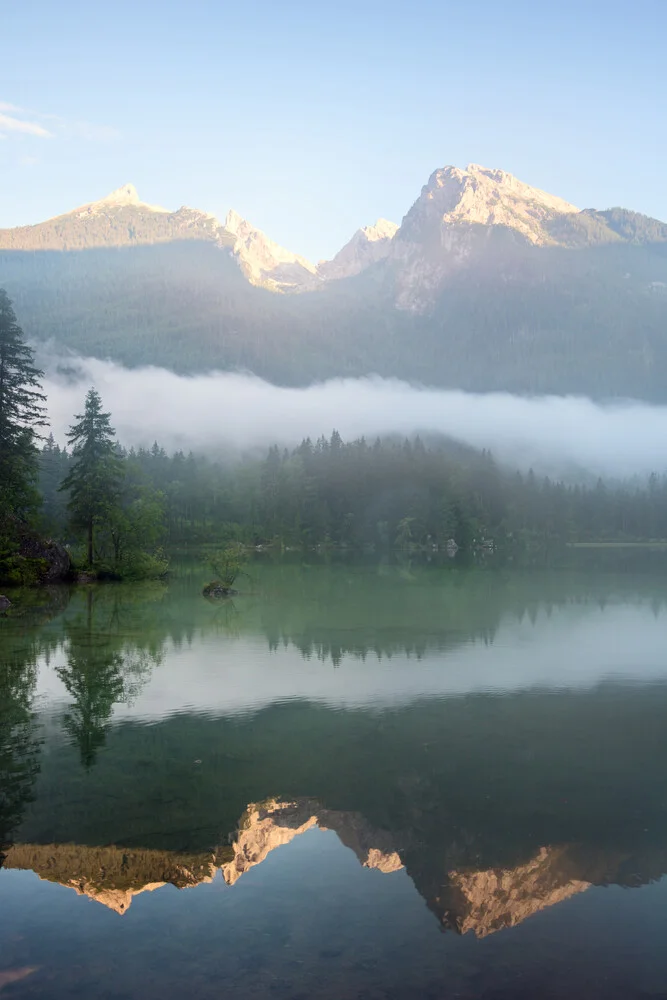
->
4, 283, 667, 588
38, 427, 667, 554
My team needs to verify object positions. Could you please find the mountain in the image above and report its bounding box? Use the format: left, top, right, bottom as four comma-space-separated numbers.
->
1, 167, 667, 399
390, 162, 667, 312
6, 801, 665, 938
318, 218, 399, 280
224, 208, 318, 291
0, 184, 394, 292
0, 183, 236, 252
2, 800, 402, 915
77, 182, 169, 214
391, 162, 577, 312
397, 162, 580, 250
2, 841, 217, 915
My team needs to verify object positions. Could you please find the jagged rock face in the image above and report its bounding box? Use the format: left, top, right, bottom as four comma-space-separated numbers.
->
391, 163, 581, 312
2, 801, 402, 912
224, 210, 318, 291
436, 847, 590, 938
68, 881, 168, 915
221, 799, 402, 885
5, 816, 666, 929
3, 170, 665, 314
220, 801, 319, 886
398, 164, 579, 247
317, 218, 398, 281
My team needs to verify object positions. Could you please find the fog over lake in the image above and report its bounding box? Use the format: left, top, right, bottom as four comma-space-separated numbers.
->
40, 351, 667, 477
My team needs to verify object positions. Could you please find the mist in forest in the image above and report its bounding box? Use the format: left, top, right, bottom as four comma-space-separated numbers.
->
41, 353, 667, 477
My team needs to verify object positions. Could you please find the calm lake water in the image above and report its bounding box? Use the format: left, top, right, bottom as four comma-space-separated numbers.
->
2, 553, 667, 999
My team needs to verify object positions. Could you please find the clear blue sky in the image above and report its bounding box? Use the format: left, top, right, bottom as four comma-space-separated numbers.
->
2, 0, 666, 260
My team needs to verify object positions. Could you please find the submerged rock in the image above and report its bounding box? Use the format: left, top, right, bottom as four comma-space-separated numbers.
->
0, 595, 11, 613
203, 582, 239, 599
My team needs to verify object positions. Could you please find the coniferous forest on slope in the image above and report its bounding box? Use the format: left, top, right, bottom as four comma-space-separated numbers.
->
1, 232, 667, 398
4, 272, 667, 588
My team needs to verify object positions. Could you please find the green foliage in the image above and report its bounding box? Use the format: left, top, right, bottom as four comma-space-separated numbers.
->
36, 428, 667, 567
598, 207, 667, 244
0, 540, 46, 587
59, 387, 123, 567
100, 467, 169, 578
0, 291, 49, 584
56, 392, 168, 578
208, 543, 248, 589
39, 430, 667, 553
0, 205, 236, 252
0, 289, 47, 522
114, 549, 169, 581
37, 433, 71, 536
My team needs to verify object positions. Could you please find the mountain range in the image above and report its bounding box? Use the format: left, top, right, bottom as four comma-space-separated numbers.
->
1, 164, 667, 398
6, 798, 664, 938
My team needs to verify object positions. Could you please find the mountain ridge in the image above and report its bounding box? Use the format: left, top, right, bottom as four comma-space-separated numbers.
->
1, 164, 667, 399
5, 164, 666, 295
6, 801, 665, 937
72, 182, 170, 216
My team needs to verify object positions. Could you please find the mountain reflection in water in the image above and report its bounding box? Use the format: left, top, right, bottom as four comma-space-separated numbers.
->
5, 798, 666, 942
2, 555, 667, 998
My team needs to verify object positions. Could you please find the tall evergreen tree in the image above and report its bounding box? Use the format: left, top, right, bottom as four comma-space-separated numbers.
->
60, 388, 122, 566
0, 289, 47, 520
38, 434, 71, 535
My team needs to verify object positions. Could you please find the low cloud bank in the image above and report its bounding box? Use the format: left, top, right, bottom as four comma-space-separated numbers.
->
41, 354, 667, 479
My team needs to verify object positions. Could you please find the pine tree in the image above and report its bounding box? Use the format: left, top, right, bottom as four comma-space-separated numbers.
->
60, 388, 122, 567
38, 434, 71, 535
0, 289, 47, 520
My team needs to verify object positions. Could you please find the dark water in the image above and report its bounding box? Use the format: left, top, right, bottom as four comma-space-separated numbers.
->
2, 555, 667, 998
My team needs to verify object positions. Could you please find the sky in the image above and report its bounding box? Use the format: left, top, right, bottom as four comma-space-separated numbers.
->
2, 0, 667, 261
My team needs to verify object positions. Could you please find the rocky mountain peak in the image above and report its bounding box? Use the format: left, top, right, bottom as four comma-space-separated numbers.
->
391, 162, 584, 311
96, 182, 141, 206
222, 208, 246, 236
439, 847, 590, 937
220, 799, 403, 887
81, 183, 170, 215
317, 217, 399, 281
224, 209, 317, 290
402, 162, 580, 246
360, 218, 400, 242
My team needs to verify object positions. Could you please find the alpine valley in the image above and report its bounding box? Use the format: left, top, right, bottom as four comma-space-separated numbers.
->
2, 163, 667, 398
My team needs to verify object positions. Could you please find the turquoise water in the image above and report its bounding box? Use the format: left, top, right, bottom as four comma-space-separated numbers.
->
2, 555, 667, 998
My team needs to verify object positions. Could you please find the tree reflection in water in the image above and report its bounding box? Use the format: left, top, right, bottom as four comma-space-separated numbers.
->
0, 594, 66, 858
57, 589, 159, 768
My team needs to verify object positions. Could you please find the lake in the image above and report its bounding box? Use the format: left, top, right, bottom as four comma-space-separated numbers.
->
2, 553, 667, 999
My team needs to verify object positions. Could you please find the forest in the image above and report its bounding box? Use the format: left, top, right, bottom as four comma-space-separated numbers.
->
2, 233, 667, 400
37, 428, 667, 554
3, 282, 667, 589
